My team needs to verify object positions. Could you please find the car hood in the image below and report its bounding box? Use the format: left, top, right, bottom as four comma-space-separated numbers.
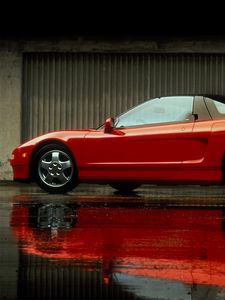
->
17, 129, 94, 149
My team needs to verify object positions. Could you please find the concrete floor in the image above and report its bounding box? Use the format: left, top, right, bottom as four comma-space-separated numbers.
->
1, 182, 225, 300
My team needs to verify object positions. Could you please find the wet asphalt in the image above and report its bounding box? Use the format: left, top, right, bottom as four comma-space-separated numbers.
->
1, 182, 225, 300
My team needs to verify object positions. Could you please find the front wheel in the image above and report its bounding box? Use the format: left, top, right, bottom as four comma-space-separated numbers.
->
34, 144, 78, 194
109, 182, 141, 193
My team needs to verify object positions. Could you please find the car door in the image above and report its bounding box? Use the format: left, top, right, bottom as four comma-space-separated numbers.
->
183, 96, 213, 165
82, 96, 196, 181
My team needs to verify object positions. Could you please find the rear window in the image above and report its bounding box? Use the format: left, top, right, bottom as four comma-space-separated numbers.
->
205, 97, 225, 119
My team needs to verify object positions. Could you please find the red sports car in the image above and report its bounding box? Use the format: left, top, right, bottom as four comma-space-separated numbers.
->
10, 95, 225, 193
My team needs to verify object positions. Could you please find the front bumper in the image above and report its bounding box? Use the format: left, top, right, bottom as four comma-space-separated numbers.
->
11, 164, 30, 181
10, 147, 32, 180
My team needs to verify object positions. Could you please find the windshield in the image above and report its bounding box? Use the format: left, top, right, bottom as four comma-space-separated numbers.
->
115, 96, 194, 128
97, 96, 194, 129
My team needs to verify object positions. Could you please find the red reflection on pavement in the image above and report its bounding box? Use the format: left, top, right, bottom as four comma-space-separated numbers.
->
11, 206, 225, 286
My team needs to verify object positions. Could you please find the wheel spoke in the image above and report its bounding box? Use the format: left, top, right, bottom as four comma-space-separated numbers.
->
44, 173, 54, 184
61, 160, 71, 170
40, 160, 51, 170
51, 151, 60, 163
58, 173, 68, 184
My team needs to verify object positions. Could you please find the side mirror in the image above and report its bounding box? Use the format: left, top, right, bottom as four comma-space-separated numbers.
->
104, 117, 115, 133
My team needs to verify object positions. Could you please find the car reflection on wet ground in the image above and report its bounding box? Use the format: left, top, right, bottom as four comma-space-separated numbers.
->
2, 183, 225, 299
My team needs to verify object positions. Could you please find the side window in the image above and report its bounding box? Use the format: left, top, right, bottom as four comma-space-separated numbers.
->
205, 98, 225, 119
215, 102, 225, 114
116, 96, 194, 128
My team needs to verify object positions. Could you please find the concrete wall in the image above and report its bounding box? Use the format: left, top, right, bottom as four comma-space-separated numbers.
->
1, 37, 225, 180
0, 42, 22, 180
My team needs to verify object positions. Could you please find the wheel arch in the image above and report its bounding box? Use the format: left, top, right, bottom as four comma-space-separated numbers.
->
29, 140, 77, 181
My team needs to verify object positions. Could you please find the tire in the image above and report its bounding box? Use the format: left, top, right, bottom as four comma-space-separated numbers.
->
34, 144, 78, 194
109, 182, 141, 193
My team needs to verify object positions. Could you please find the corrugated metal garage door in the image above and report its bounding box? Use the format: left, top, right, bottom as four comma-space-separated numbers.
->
22, 53, 225, 141
19, 253, 125, 300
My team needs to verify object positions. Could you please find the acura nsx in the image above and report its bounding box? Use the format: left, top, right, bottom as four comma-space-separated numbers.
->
10, 95, 225, 193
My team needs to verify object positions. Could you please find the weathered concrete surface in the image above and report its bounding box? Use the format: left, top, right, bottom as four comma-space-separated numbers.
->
0, 45, 21, 180
13, 37, 225, 54
1, 182, 225, 299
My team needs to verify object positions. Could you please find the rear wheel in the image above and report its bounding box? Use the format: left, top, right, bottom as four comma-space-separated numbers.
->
109, 182, 141, 193
34, 144, 78, 194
